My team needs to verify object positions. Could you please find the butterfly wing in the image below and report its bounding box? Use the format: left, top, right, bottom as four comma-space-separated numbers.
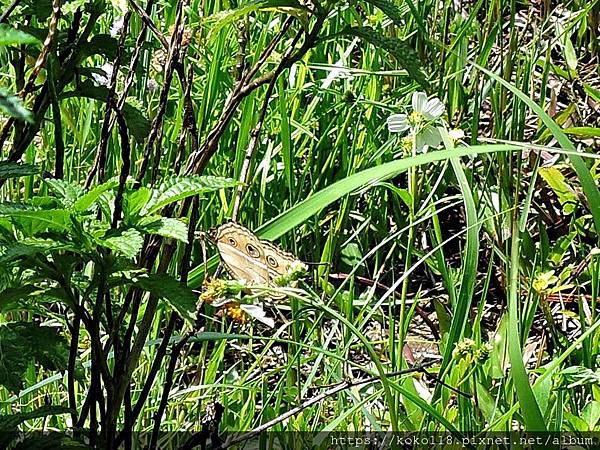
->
260, 239, 300, 281
212, 222, 270, 285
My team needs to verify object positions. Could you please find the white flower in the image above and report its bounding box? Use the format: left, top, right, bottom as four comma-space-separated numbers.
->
387, 91, 447, 153
386, 113, 409, 133
411, 91, 445, 120
92, 62, 114, 86
147, 79, 159, 92
449, 128, 465, 141
110, 16, 125, 37
415, 125, 442, 151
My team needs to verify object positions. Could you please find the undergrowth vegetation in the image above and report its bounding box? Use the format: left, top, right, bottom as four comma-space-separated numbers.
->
0, 0, 599, 448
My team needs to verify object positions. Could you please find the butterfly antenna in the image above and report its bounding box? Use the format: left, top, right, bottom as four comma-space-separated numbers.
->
304, 261, 332, 267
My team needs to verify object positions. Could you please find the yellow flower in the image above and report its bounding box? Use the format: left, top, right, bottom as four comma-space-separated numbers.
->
221, 302, 248, 324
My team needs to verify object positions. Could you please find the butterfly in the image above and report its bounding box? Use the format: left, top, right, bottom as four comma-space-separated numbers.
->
208, 221, 306, 290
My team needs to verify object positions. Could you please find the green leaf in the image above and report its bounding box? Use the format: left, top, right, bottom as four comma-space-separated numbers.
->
136, 216, 189, 242
0, 209, 72, 234
80, 34, 118, 59
0, 405, 72, 430
582, 401, 600, 430
61, 81, 150, 143
131, 273, 197, 325
432, 131, 481, 402
0, 406, 74, 448
340, 27, 429, 89
563, 126, 600, 138
0, 24, 39, 46
539, 167, 578, 215
0, 89, 33, 123
351, 0, 406, 26
0, 285, 41, 312
0, 322, 68, 393
73, 179, 119, 212
85, 0, 107, 14
508, 221, 547, 433
99, 228, 143, 258
142, 176, 238, 216
14, 432, 89, 450
257, 144, 520, 241
0, 238, 68, 264
0, 161, 38, 180
23, 0, 52, 20
43, 178, 85, 208
123, 187, 152, 218
561, 27, 578, 74
206, 0, 305, 42
340, 242, 362, 267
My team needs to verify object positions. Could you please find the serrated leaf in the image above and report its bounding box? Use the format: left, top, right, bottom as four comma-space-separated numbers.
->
341, 27, 429, 89
43, 178, 85, 208
0, 89, 34, 123
132, 273, 197, 325
0, 238, 68, 264
350, 0, 406, 26
73, 179, 119, 212
0, 161, 38, 179
99, 228, 143, 258
0, 322, 68, 393
1, 209, 72, 234
142, 176, 237, 216
137, 216, 189, 242
124, 187, 152, 219
0, 24, 39, 46
61, 81, 150, 143
0, 202, 39, 214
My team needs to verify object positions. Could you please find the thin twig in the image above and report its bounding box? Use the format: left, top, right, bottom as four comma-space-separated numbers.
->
127, 0, 168, 49
48, 58, 65, 179
137, 0, 185, 183
112, 107, 132, 227
0, 0, 22, 23
184, 14, 324, 176
173, 62, 198, 172
231, 29, 303, 220
20, 0, 61, 98
85, 11, 132, 188
67, 312, 80, 427
149, 333, 191, 449
213, 366, 432, 450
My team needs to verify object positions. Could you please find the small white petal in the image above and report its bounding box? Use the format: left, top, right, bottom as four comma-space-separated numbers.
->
449, 128, 465, 140
387, 114, 409, 133
241, 304, 275, 328
412, 92, 428, 113
417, 126, 442, 149
423, 98, 445, 120
110, 16, 125, 37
